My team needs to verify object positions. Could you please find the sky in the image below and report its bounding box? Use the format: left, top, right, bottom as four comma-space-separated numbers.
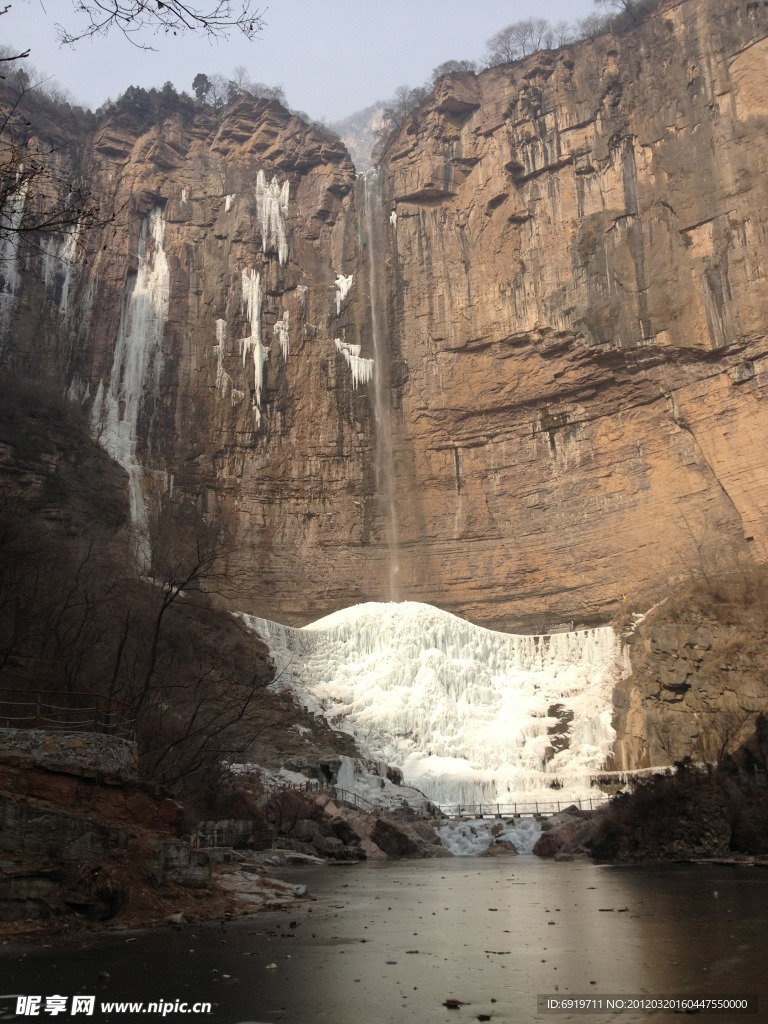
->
3, 0, 597, 123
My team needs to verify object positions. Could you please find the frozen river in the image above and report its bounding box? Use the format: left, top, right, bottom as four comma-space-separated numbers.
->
2, 857, 765, 1023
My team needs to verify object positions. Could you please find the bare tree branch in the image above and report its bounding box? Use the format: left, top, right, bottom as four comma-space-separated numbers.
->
56, 1, 266, 48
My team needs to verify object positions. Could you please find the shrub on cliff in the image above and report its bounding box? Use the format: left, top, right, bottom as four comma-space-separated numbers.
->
591, 762, 768, 861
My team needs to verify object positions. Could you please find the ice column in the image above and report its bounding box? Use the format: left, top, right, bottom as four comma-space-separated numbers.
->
92, 208, 169, 569
240, 268, 269, 424
255, 171, 289, 265
274, 311, 290, 360
0, 174, 28, 342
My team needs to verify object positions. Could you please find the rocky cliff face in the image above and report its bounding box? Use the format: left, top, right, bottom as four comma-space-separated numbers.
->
610, 573, 768, 769
2, 0, 768, 634
381, 0, 768, 629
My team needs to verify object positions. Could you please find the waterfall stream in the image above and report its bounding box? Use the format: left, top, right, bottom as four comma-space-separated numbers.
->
363, 168, 400, 601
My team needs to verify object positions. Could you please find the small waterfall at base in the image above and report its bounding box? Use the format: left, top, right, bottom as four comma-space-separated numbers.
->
362, 168, 400, 601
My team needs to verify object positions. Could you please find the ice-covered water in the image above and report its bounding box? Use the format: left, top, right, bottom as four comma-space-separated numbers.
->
241, 601, 625, 807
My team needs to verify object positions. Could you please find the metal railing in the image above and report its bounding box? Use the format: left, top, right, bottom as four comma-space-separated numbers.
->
0, 689, 136, 738
437, 797, 600, 818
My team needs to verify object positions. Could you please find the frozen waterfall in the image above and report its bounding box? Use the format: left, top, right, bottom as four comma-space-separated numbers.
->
92, 208, 169, 569
241, 601, 624, 807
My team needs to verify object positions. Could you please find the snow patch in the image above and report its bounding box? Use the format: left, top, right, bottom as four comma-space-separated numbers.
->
225, 193, 235, 212
334, 338, 374, 388
240, 601, 624, 807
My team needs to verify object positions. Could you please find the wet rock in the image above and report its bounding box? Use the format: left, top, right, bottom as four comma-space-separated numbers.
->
478, 840, 518, 857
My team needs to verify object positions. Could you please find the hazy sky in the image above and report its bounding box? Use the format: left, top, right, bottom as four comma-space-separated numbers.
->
4, 0, 597, 122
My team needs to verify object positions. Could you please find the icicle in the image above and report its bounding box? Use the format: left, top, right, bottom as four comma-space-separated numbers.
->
334, 273, 353, 314
239, 268, 269, 424
390, 209, 397, 229
240, 601, 625, 808
335, 338, 374, 389
255, 170, 289, 265
225, 193, 235, 213
181, 188, 187, 204
92, 208, 170, 570
273, 310, 290, 360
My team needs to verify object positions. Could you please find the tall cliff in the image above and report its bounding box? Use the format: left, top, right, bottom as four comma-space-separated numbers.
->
2, 0, 768, 632
380, 0, 768, 629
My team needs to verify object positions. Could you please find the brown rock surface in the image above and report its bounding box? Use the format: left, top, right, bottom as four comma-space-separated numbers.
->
610, 573, 768, 768
380, 0, 768, 629
3, 0, 768, 639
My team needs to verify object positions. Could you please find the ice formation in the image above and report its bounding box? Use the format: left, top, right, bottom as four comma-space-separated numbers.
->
66, 374, 90, 405
225, 193, 235, 213
181, 188, 188, 204
41, 223, 79, 315
240, 269, 269, 424
241, 601, 624, 808
438, 817, 542, 856
255, 170, 289, 265
273, 310, 290, 360
91, 208, 169, 568
214, 317, 241, 405
335, 273, 353, 314
390, 209, 397, 230
0, 174, 28, 340
334, 338, 374, 388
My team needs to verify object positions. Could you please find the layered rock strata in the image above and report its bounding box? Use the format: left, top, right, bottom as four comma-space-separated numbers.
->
2, 0, 768, 633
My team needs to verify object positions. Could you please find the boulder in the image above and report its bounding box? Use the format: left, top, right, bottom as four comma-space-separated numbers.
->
311, 835, 345, 857
371, 818, 451, 859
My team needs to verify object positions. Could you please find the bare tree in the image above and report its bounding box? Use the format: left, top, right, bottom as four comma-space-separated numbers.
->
55, 1, 266, 48
595, 0, 643, 22
706, 709, 756, 765
484, 18, 554, 67
380, 84, 428, 132
431, 60, 477, 84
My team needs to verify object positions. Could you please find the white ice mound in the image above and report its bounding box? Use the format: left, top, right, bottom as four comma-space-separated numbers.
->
240, 602, 624, 808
